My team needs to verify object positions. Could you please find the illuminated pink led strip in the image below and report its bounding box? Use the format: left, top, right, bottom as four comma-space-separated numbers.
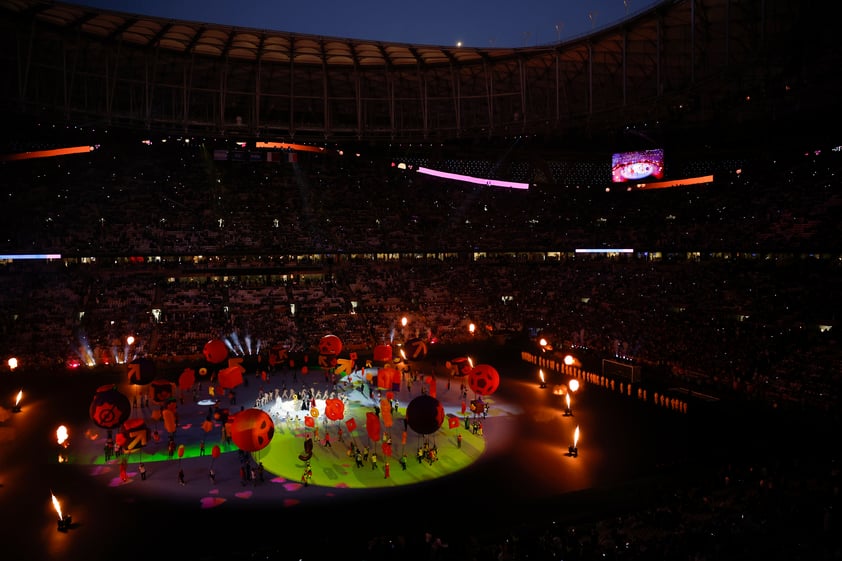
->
575, 248, 634, 253
417, 167, 529, 190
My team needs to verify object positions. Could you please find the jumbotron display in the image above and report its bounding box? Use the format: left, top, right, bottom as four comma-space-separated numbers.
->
611, 148, 665, 183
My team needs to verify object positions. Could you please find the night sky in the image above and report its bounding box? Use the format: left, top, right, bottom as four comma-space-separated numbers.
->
73, 0, 658, 47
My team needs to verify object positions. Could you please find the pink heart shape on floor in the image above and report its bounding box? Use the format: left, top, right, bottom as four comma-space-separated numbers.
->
200, 497, 226, 509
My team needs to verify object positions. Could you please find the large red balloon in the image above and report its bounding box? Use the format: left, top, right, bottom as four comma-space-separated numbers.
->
318, 334, 343, 356
89, 386, 131, 429
324, 398, 345, 421
229, 408, 275, 452
405, 395, 444, 435
203, 339, 229, 364
468, 364, 500, 396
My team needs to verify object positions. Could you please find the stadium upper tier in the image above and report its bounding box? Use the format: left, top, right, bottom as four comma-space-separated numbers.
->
1, 129, 840, 256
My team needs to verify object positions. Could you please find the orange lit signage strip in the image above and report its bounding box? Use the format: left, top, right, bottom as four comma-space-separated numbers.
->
0, 146, 95, 161
255, 142, 328, 154
634, 175, 714, 190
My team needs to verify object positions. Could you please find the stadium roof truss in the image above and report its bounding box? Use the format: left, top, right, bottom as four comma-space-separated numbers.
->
0, 0, 827, 142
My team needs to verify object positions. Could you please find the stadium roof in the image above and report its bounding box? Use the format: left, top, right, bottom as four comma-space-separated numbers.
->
0, 0, 835, 144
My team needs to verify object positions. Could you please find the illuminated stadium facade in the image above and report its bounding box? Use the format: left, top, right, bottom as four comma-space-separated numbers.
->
0, 0, 835, 145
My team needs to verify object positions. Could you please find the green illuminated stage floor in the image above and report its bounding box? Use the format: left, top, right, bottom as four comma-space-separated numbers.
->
72, 367, 518, 495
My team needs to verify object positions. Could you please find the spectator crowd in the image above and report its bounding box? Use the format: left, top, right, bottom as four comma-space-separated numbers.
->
1, 128, 840, 559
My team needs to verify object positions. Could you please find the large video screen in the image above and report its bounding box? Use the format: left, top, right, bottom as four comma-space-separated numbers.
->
611, 148, 665, 183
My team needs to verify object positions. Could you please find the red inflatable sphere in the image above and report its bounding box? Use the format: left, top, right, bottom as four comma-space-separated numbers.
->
203, 339, 229, 364
89, 387, 131, 430
405, 395, 444, 435
468, 364, 500, 396
229, 408, 275, 452
324, 398, 345, 421
318, 334, 343, 356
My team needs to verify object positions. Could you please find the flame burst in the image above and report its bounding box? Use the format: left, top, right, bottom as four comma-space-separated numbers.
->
51, 492, 63, 520
15, 390, 22, 406
574, 425, 580, 447
56, 425, 69, 445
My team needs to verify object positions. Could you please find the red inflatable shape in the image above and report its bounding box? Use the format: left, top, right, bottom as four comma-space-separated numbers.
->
120, 418, 149, 452
405, 395, 444, 435
89, 386, 131, 430
203, 339, 229, 364
449, 356, 472, 377
366, 411, 381, 442
318, 334, 343, 356
150, 378, 174, 405
229, 408, 275, 452
377, 367, 396, 390
178, 368, 196, 391
218, 365, 245, 390
373, 344, 392, 363
404, 337, 428, 361
468, 364, 500, 396
324, 398, 345, 421
162, 408, 177, 434
128, 357, 156, 385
